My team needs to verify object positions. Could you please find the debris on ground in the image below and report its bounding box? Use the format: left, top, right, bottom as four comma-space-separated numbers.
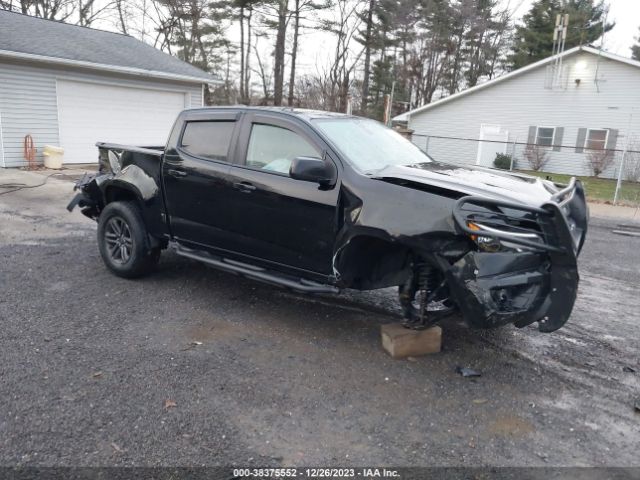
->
91, 371, 103, 378
164, 399, 177, 409
612, 228, 640, 238
635, 399, 640, 413
110, 442, 124, 453
181, 341, 203, 351
456, 366, 481, 377
623, 366, 636, 373
472, 398, 488, 404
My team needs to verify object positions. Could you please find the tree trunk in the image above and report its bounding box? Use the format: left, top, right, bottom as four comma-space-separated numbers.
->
239, 5, 245, 103
273, 0, 288, 106
116, 0, 128, 35
360, 0, 374, 114
245, 5, 252, 103
287, 0, 300, 106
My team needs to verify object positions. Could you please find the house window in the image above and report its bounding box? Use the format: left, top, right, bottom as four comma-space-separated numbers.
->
535, 127, 556, 147
585, 129, 609, 151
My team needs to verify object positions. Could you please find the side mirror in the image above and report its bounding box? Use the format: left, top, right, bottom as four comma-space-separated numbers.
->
289, 156, 337, 188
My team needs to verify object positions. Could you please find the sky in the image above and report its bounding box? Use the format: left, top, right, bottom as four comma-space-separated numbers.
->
275, 0, 640, 80
512, 0, 640, 56
85, 0, 640, 79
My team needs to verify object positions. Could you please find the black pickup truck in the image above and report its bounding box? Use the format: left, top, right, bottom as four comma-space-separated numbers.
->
68, 107, 588, 332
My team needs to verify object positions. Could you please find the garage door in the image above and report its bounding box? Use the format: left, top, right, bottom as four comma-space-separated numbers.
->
57, 80, 188, 164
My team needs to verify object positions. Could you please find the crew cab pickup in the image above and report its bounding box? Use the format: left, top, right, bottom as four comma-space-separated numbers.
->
68, 107, 588, 332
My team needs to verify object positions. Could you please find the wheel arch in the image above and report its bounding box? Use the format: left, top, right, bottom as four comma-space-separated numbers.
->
333, 234, 413, 290
333, 230, 472, 290
102, 183, 166, 249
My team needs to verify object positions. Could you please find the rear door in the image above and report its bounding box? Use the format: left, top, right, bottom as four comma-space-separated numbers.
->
162, 110, 241, 251
225, 113, 340, 275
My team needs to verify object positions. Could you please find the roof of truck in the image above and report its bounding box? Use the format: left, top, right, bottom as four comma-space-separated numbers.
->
186, 106, 354, 121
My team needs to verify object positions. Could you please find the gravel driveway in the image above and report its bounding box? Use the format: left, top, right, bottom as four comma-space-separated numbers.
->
0, 171, 638, 468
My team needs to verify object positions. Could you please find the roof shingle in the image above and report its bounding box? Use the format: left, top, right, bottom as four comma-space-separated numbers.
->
0, 10, 214, 82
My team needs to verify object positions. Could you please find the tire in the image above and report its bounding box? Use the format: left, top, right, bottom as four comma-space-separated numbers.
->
97, 201, 160, 278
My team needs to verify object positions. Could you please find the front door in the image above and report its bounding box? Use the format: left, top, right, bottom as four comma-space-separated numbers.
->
476, 124, 509, 167
226, 113, 339, 275
162, 110, 241, 251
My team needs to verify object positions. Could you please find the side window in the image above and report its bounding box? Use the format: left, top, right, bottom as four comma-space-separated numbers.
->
246, 124, 321, 175
535, 127, 555, 147
180, 121, 235, 161
585, 128, 608, 150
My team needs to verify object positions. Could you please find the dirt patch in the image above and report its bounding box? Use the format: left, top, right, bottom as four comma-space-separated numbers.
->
487, 414, 535, 437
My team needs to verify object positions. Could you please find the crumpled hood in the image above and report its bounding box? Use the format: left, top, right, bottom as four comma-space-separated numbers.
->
372, 162, 560, 207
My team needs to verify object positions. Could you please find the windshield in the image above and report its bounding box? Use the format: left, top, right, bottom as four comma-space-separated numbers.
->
313, 117, 432, 173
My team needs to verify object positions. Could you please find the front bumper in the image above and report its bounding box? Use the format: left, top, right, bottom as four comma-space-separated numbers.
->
448, 179, 588, 332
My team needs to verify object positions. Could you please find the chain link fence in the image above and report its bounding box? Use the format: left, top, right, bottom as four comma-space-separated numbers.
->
411, 133, 640, 206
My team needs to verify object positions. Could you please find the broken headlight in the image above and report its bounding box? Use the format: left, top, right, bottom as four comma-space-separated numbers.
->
468, 222, 543, 252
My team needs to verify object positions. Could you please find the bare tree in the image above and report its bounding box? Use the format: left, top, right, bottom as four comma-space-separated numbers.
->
252, 36, 273, 104
320, 0, 365, 112
524, 144, 549, 172
1, 0, 76, 21
587, 148, 615, 177
77, 0, 117, 27
151, 0, 229, 72
269, 0, 289, 105
287, 0, 301, 105
236, 0, 257, 104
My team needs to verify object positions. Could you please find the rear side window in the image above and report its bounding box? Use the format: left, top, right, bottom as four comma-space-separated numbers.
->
180, 121, 235, 161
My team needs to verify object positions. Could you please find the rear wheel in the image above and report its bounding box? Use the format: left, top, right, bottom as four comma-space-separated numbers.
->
97, 201, 160, 278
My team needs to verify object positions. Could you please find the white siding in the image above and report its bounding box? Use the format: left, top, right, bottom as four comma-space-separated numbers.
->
407, 51, 640, 178
0, 58, 203, 168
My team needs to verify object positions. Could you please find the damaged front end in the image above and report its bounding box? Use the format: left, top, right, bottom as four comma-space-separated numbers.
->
445, 179, 588, 332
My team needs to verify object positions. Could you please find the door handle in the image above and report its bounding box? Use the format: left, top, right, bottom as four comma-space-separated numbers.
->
234, 182, 256, 193
167, 168, 187, 178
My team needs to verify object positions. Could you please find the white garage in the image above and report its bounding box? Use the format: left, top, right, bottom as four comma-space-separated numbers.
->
56, 80, 189, 164
0, 10, 216, 168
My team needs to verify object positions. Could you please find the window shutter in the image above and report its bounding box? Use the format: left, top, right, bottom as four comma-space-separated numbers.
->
527, 126, 537, 145
605, 129, 619, 152
553, 127, 564, 152
575, 128, 587, 153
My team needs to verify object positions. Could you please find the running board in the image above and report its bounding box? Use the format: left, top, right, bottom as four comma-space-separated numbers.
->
174, 245, 340, 294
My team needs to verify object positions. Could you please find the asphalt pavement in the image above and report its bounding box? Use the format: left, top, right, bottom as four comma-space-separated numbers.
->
0, 169, 638, 467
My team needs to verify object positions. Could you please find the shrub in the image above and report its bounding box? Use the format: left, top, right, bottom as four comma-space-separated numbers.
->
493, 153, 512, 170
587, 149, 614, 177
523, 144, 549, 171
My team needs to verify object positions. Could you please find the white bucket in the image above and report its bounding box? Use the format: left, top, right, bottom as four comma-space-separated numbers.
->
43, 145, 64, 169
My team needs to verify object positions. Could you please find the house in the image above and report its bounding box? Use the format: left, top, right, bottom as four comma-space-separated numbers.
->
0, 10, 217, 167
393, 46, 640, 179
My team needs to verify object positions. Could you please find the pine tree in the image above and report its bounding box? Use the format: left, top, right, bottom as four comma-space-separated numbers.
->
632, 26, 640, 61
508, 0, 614, 70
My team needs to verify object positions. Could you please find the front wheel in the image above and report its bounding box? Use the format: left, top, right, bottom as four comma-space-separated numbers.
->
399, 260, 455, 329
97, 201, 160, 278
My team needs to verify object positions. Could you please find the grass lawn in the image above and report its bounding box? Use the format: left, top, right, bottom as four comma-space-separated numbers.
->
517, 170, 640, 205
